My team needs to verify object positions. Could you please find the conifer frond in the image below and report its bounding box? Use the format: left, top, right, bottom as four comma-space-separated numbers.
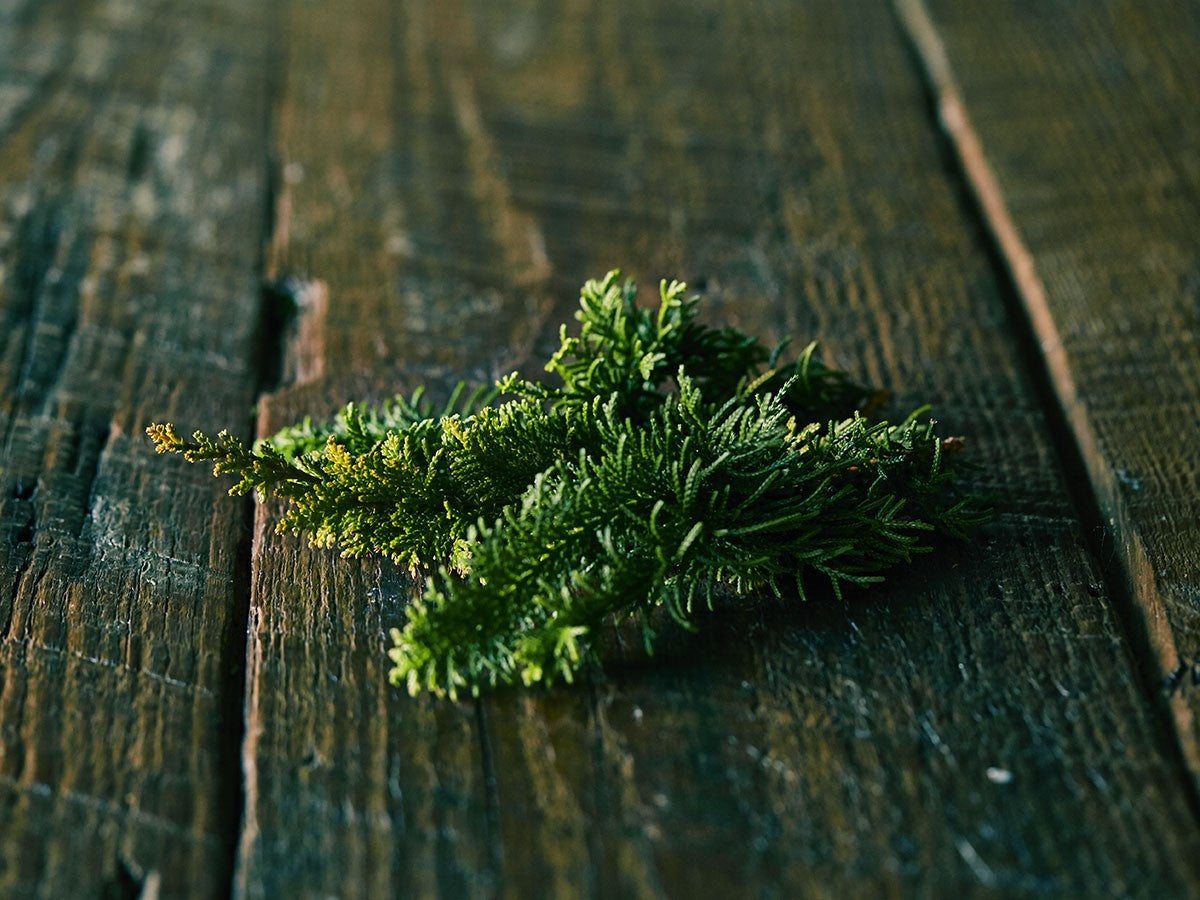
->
149, 271, 990, 698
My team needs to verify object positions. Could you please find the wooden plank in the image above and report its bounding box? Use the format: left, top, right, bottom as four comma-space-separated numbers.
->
903, 0, 1200, 784
240, 0, 1200, 895
0, 0, 268, 894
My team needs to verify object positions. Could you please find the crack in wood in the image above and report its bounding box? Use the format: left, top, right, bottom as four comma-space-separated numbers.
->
73, 418, 110, 538
125, 122, 152, 184
255, 278, 301, 394
3, 479, 39, 645
0, 771, 224, 847
7, 477, 37, 547
12, 638, 218, 698
472, 697, 505, 896
214, 492, 255, 900
256, 276, 326, 390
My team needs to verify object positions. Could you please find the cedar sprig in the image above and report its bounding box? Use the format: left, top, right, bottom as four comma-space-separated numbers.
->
148, 271, 990, 698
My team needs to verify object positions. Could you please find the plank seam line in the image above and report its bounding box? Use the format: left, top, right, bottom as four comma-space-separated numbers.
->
227, 19, 290, 895
891, 0, 1200, 821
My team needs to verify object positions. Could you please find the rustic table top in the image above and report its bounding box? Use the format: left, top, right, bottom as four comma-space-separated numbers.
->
2, 1, 1199, 897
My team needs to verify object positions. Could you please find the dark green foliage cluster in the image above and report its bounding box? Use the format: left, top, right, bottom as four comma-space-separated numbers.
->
149, 271, 988, 698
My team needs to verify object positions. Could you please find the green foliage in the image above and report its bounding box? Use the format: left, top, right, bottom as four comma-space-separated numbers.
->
149, 271, 989, 699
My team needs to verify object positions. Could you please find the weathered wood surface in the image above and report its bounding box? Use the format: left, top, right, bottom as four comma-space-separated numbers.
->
237, 0, 1200, 897
905, 0, 1200, 786
0, 0, 267, 895
3, 0, 1200, 897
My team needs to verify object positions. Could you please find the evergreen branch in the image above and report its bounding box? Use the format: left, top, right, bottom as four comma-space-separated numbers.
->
389, 381, 987, 698
149, 271, 991, 698
147, 423, 318, 497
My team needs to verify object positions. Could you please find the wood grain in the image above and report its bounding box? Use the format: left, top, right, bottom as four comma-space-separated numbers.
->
0, 0, 267, 895
907, 0, 1200, 786
239, 0, 1200, 896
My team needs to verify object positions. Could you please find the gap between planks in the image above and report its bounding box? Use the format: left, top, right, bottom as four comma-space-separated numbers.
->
226, 22, 296, 897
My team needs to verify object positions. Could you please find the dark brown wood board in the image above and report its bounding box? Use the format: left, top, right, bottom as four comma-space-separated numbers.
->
0, 0, 267, 895
235, 0, 1200, 897
906, 0, 1200, 784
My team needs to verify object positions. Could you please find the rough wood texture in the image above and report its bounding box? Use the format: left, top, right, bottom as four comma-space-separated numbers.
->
237, 1, 1200, 896
0, 0, 267, 895
909, 0, 1200, 784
